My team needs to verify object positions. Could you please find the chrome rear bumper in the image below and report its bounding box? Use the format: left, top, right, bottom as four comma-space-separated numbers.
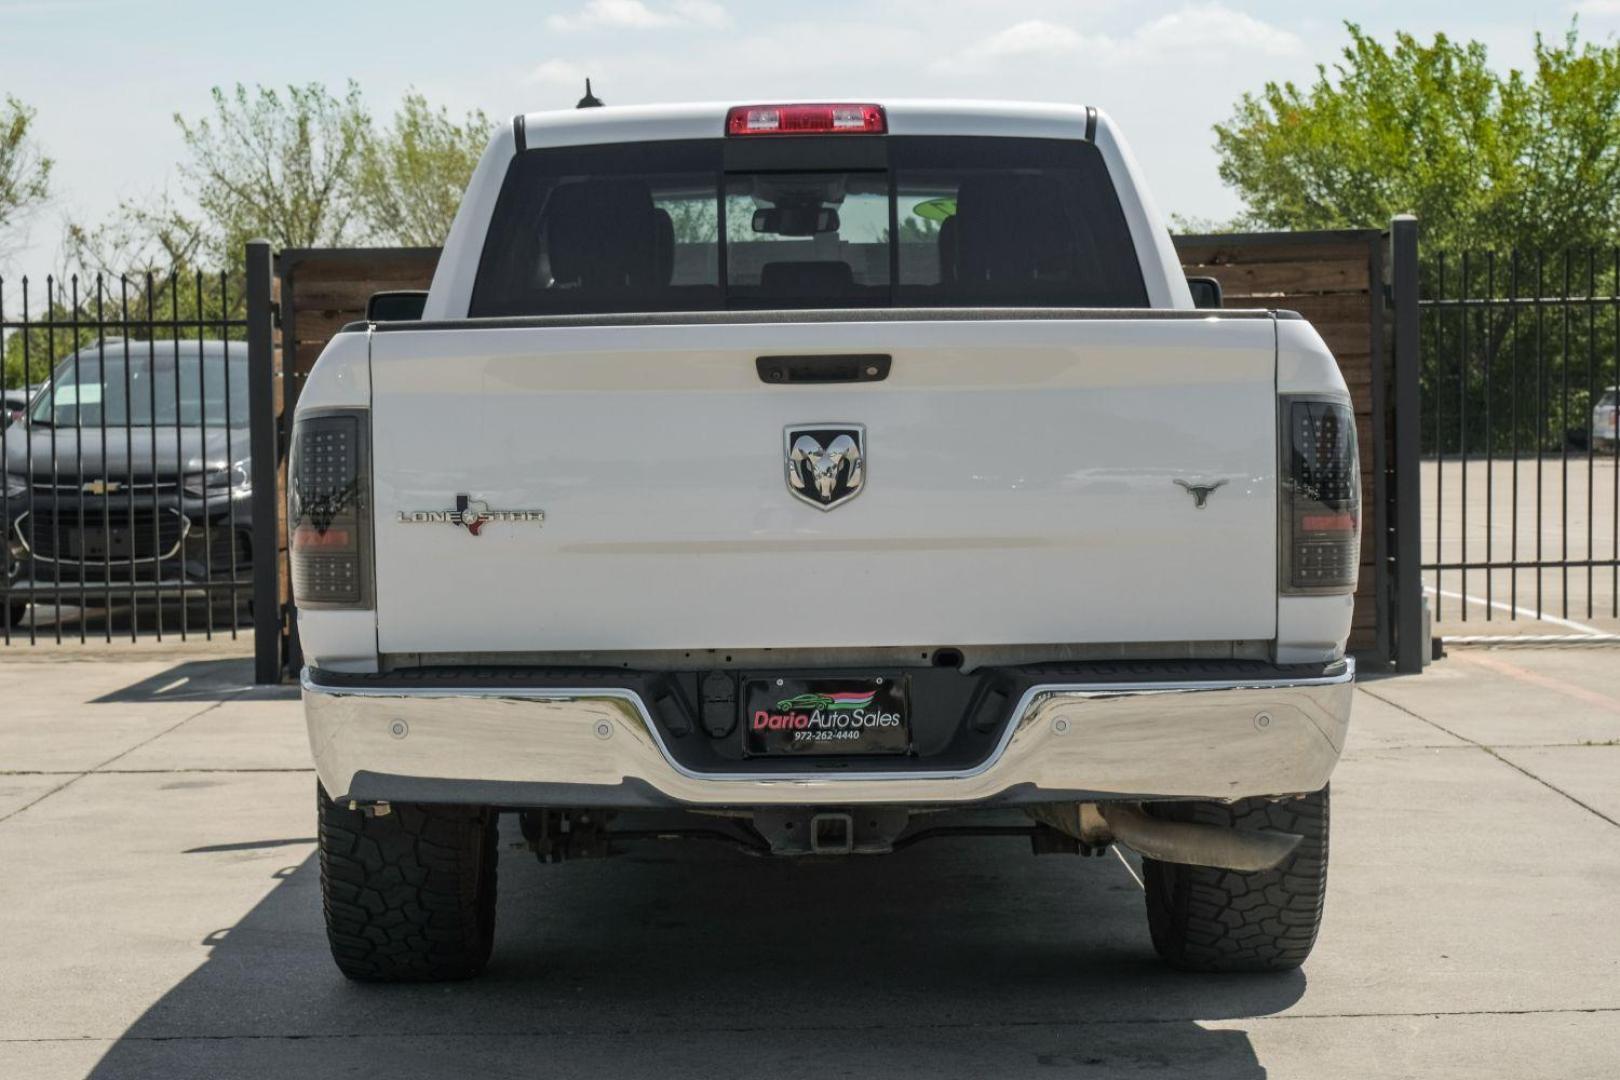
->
302, 659, 1354, 808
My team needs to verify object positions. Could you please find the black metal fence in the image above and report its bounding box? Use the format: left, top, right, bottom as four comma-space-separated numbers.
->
1417, 244, 1620, 626
1, 267, 256, 644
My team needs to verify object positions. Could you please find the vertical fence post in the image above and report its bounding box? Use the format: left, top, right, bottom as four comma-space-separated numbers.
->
246, 240, 281, 684
1391, 216, 1425, 672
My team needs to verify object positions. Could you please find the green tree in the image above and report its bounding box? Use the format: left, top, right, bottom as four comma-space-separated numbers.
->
357, 91, 490, 246
1215, 23, 1620, 455
65, 193, 209, 280
0, 95, 52, 243
8, 197, 238, 391
2, 277, 72, 392
1213, 23, 1620, 252
2, 255, 241, 391
173, 81, 372, 259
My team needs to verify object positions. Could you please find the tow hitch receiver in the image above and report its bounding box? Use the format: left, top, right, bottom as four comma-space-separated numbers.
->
811, 813, 854, 854
753, 807, 910, 855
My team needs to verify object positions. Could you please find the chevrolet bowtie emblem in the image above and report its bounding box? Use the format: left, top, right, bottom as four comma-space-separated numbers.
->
82, 479, 122, 495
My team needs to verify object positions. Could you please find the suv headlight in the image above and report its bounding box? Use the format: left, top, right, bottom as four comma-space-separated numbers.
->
3, 472, 25, 499
182, 461, 251, 498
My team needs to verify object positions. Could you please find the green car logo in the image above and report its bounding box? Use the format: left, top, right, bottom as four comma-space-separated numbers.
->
774, 690, 878, 712
776, 692, 835, 711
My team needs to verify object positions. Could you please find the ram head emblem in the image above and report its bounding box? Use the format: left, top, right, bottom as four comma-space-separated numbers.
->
785, 426, 865, 510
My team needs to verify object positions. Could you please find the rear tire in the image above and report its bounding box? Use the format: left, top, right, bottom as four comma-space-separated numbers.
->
1141, 787, 1329, 973
317, 782, 498, 982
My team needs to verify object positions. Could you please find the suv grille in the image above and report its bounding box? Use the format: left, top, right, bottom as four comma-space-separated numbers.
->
16, 507, 188, 564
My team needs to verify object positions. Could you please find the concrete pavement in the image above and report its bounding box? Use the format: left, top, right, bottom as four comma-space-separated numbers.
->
1423, 455, 1620, 635
1, 645, 1617, 1079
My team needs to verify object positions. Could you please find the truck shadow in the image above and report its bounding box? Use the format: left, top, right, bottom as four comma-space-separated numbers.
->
88, 820, 1301, 1079
91, 657, 297, 703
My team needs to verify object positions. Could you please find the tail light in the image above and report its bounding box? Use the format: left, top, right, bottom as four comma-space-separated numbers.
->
1280, 398, 1360, 593
288, 410, 371, 608
725, 104, 885, 136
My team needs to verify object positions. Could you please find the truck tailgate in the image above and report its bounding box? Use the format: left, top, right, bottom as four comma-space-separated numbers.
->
368, 317, 1278, 653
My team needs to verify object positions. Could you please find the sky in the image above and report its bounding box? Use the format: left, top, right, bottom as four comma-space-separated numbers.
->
3, 0, 1619, 274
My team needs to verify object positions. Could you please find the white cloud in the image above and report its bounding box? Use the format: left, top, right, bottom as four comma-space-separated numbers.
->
546, 0, 730, 32
942, 4, 1302, 71
671, 0, 730, 28
528, 59, 594, 86
547, 0, 670, 30
967, 19, 1090, 60
1133, 7, 1302, 58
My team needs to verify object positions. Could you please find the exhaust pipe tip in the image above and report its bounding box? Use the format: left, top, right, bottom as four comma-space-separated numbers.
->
1098, 803, 1301, 872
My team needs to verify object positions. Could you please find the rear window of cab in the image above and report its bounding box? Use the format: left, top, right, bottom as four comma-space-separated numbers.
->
468, 136, 1148, 316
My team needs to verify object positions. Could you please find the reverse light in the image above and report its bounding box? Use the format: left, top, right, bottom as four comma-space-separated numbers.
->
288, 411, 370, 608
725, 104, 886, 136
1280, 398, 1361, 594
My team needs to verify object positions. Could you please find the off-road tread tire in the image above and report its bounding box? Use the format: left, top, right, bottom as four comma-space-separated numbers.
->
1141, 787, 1328, 973
317, 783, 497, 982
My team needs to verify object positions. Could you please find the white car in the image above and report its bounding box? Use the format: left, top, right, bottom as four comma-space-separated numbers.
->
1594, 387, 1618, 451
291, 100, 1359, 982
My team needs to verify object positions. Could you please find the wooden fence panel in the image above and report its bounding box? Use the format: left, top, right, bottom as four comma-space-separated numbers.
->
280, 248, 440, 419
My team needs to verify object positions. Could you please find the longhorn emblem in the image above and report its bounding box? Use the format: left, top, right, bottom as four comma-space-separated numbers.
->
785, 425, 865, 510
1174, 478, 1228, 509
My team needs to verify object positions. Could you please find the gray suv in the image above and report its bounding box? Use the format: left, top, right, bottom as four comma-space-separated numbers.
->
2, 340, 253, 626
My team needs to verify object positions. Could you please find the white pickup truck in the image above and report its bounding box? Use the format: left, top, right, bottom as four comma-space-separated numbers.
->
292, 100, 1359, 982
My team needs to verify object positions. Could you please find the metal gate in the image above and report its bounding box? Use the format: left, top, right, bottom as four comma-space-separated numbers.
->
0, 242, 277, 660
1406, 231, 1620, 638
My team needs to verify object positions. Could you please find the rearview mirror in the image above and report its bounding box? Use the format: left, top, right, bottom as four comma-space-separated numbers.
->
1186, 276, 1223, 310
366, 290, 429, 322
752, 206, 840, 237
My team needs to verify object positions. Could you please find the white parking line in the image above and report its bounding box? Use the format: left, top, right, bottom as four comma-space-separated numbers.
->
1424, 584, 1605, 636
1444, 633, 1620, 646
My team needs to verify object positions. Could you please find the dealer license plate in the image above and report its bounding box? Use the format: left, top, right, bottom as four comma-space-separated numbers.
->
742, 676, 910, 756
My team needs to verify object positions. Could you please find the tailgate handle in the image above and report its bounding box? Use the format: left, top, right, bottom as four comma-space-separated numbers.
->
756, 354, 890, 384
